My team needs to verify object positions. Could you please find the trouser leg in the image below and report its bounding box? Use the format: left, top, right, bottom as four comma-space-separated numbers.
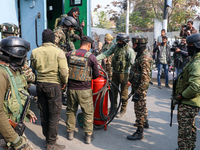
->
120, 73, 128, 111
163, 64, 169, 85
157, 63, 162, 85
47, 84, 62, 144
134, 90, 147, 128
66, 89, 79, 131
177, 104, 199, 150
78, 89, 94, 133
36, 83, 49, 139
112, 72, 120, 109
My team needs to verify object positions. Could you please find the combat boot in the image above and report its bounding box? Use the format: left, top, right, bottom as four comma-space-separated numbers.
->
85, 132, 94, 144
127, 127, 144, 140
67, 130, 74, 140
133, 120, 149, 128
116, 110, 126, 118
144, 120, 149, 128
46, 143, 65, 150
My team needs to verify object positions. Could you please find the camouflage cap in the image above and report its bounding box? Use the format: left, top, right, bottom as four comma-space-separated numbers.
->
132, 35, 148, 44
0, 23, 19, 35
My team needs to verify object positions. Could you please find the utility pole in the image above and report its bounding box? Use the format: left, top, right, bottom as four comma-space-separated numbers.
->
126, 0, 129, 35
163, 0, 168, 32
163, 0, 172, 32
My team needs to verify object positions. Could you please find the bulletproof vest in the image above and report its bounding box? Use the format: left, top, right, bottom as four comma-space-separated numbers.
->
68, 50, 92, 81
0, 64, 29, 123
111, 44, 130, 72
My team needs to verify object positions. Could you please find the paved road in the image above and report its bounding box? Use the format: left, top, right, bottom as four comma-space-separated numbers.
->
12, 83, 200, 150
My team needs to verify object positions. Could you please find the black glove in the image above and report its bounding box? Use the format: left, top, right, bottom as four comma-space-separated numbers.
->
132, 92, 140, 102
70, 34, 80, 42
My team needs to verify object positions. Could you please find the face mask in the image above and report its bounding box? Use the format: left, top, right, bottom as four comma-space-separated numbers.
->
105, 40, 109, 44
134, 45, 140, 52
187, 46, 196, 56
118, 43, 124, 48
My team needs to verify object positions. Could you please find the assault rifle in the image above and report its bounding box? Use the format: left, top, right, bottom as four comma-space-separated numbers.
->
0, 91, 34, 148
123, 81, 153, 102
170, 77, 178, 127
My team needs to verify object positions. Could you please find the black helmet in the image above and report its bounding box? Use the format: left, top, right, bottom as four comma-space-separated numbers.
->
116, 33, 130, 44
0, 36, 30, 58
62, 16, 78, 27
186, 33, 200, 48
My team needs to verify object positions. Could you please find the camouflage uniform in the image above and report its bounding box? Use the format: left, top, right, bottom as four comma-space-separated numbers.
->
129, 49, 153, 128
177, 104, 199, 150
97, 43, 135, 112
175, 51, 200, 150
54, 26, 75, 53
0, 23, 19, 39
21, 61, 35, 84
0, 23, 35, 85
100, 41, 114, 80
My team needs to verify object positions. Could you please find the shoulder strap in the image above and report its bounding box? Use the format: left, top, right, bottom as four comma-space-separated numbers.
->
84, 52, 92, 58
0, 65, 23, 114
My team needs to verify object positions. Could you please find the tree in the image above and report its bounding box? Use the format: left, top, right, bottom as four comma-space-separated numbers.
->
93, 10, 113, 29
94, 0, 200, 32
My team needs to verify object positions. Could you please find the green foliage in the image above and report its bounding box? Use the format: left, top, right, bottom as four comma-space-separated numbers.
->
93, 10, 113, 29
115, 13, 126, 33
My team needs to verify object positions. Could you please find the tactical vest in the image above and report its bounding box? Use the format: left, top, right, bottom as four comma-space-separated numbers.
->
111, 44, 130, 72
68, 50, 92, 81
0, 64, 29, 123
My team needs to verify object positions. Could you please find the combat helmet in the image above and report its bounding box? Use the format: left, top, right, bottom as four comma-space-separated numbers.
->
62, 16, 78, 27
116, 33, 130, 44
186, 33, 200, 48
132, 35, 148, 44
0, 36, 30, 58
0, 23, 20, 39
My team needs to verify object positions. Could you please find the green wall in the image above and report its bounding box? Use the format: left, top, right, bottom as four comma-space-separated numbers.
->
65, 0, 87, 49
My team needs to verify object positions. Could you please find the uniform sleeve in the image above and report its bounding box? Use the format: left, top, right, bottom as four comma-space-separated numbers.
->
128, 48, 135, 66
21, 61, 35, 83
30, 51, 36, 71
136, 58, 152, 94
58, 50, 69, 84
182, 61, 200, 98
54, 29, 65, 47
90, 55, 99, 79
0, 70, 18, 142
96, 44, 116, 61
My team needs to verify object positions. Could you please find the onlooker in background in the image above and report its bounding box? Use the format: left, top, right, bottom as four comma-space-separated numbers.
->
180, 20, 197, 37
97, 40, 102, 51
157, 29, 166, 44
153, 36, 171, 89
91, 40, 99, 56
99, 33, 114, 80
173, 37, 189, 77
152, 38, 157, 60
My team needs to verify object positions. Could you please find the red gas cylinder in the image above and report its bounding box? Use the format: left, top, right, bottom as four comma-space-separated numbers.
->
91, 75, 108, 128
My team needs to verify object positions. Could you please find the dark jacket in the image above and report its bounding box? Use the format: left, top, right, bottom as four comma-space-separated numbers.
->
173, 45, 189, 69
153, 43, 171, 64
180, 27, 198, 37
